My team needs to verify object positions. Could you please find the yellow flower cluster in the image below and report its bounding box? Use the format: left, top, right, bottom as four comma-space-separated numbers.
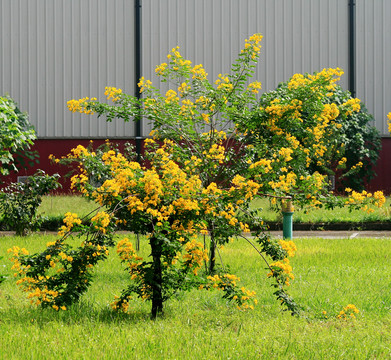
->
350, 161, 363, 170
58, 212, 82, 237
155, 62, 168, 76
373, 191, 386, 208
242, 33, 263, 59
278, 147, 293, 162
279, 240, 297, 258
215, 74, 233, 92
204, 143, 226, 164
387, 112, 391, 133
247, 81, 262, 94
8, 246, 29, 277
137, 76, 152, 93
322, 103, 340, 121
288, 68, 343, 92
337, 304, 359, 320
165, 89, 179, 104
69, 145, 208, 239
111, 295, 131, 313
268, 258, 294, 286
178, 82, 191, 95
191, 64, 208, 80
116, 239, 151, 302
249, 158, 272, 173
91, 211, 111, 234
117, 238, 143, 277
338, 157, 347, 166
180, 99, 195, 117
104, 86, 122, 102
8, 246, 69, 310
67, 97, 95, 114
182, 239, 208, 275
345, 189, 386, 211
268, 172, 297, 193
167, 46, 192, 71
201, 129, 227, 141
231, 175, 261, 200
342, 98, 361, 116
69, 144, 91, 158
206, 273, 257, 310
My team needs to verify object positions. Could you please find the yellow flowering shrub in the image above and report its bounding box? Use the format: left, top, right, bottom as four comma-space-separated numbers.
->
11, 33, 386, 320
64, 142, 274, 316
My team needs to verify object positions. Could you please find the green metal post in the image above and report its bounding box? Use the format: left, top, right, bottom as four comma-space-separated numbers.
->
282, 199, 294, 239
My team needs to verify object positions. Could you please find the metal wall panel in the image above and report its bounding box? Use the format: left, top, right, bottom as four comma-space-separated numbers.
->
141, 0, 349, 136
0, 0, 135, 138
356, 0, 391, 135
2, 0, 389, 138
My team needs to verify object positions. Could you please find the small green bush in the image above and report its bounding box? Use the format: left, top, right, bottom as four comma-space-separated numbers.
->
324, 85, 381, 191
255, 80, 381, 191
0, 170, 61, 236
0, 95, 38, 178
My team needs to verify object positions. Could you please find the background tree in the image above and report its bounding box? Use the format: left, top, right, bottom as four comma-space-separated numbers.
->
241, 69, 385, 212
324, 85, 381, 192
0, 95, 38, 178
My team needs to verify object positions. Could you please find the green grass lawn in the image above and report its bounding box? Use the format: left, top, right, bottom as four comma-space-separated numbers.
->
1, 233, 391, 359
38, 195, 99, 218
251, 197, 391, 223
38, 195, 391, 224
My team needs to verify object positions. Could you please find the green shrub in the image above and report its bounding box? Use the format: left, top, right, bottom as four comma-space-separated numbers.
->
0, 170, 61, 236
253, 79, 381, 192
324, 85, 381, 191
0, 95, 38, 177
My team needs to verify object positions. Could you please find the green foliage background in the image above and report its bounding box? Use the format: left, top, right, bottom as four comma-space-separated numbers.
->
0, 95, 38, 177
324, 85, 381, 191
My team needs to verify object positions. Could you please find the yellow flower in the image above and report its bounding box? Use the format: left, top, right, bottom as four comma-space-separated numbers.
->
247, 81, 262, 94
104, 86, 122, 102
91, 211, 111, 233
137, 77, 152, 93
155, 62, 167, 75
338, 157, 347, 166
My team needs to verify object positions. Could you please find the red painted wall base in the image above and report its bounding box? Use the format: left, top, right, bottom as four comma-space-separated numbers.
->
367, 137, 391, 194
1, 139, 136, 193
1, 138, 391, 194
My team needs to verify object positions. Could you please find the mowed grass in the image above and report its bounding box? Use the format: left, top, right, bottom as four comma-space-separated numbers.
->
1, 234, 391, 359
38, 195, 391, 224
251, 197, 391, 223
38, 195, 98, 218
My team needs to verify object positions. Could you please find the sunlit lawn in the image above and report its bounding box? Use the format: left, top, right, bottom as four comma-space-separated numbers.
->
1, 233, 391, 359
38, 195, 391, 224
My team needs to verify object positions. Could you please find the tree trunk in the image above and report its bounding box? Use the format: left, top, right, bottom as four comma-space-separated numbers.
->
150, 236, 163, 318
208, 229, 216, 274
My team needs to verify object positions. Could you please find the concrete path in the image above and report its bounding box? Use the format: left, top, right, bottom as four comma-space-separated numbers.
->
270, 230, 391, 239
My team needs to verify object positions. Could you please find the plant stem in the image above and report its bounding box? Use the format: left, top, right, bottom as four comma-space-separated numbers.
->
208, 228, 216, 274
150, 235, 163, 318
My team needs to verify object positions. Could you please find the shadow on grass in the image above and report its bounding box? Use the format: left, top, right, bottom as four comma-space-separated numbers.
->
0, 297, 162, 326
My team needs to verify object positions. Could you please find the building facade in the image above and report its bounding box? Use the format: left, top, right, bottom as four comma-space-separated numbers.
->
1, 0, 390, 191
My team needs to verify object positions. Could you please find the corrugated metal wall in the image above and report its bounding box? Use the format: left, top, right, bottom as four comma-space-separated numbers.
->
0, 0, 389, 138
356, 0, 391, 135
142, 0, 350, 136
0, 0, 135, 138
